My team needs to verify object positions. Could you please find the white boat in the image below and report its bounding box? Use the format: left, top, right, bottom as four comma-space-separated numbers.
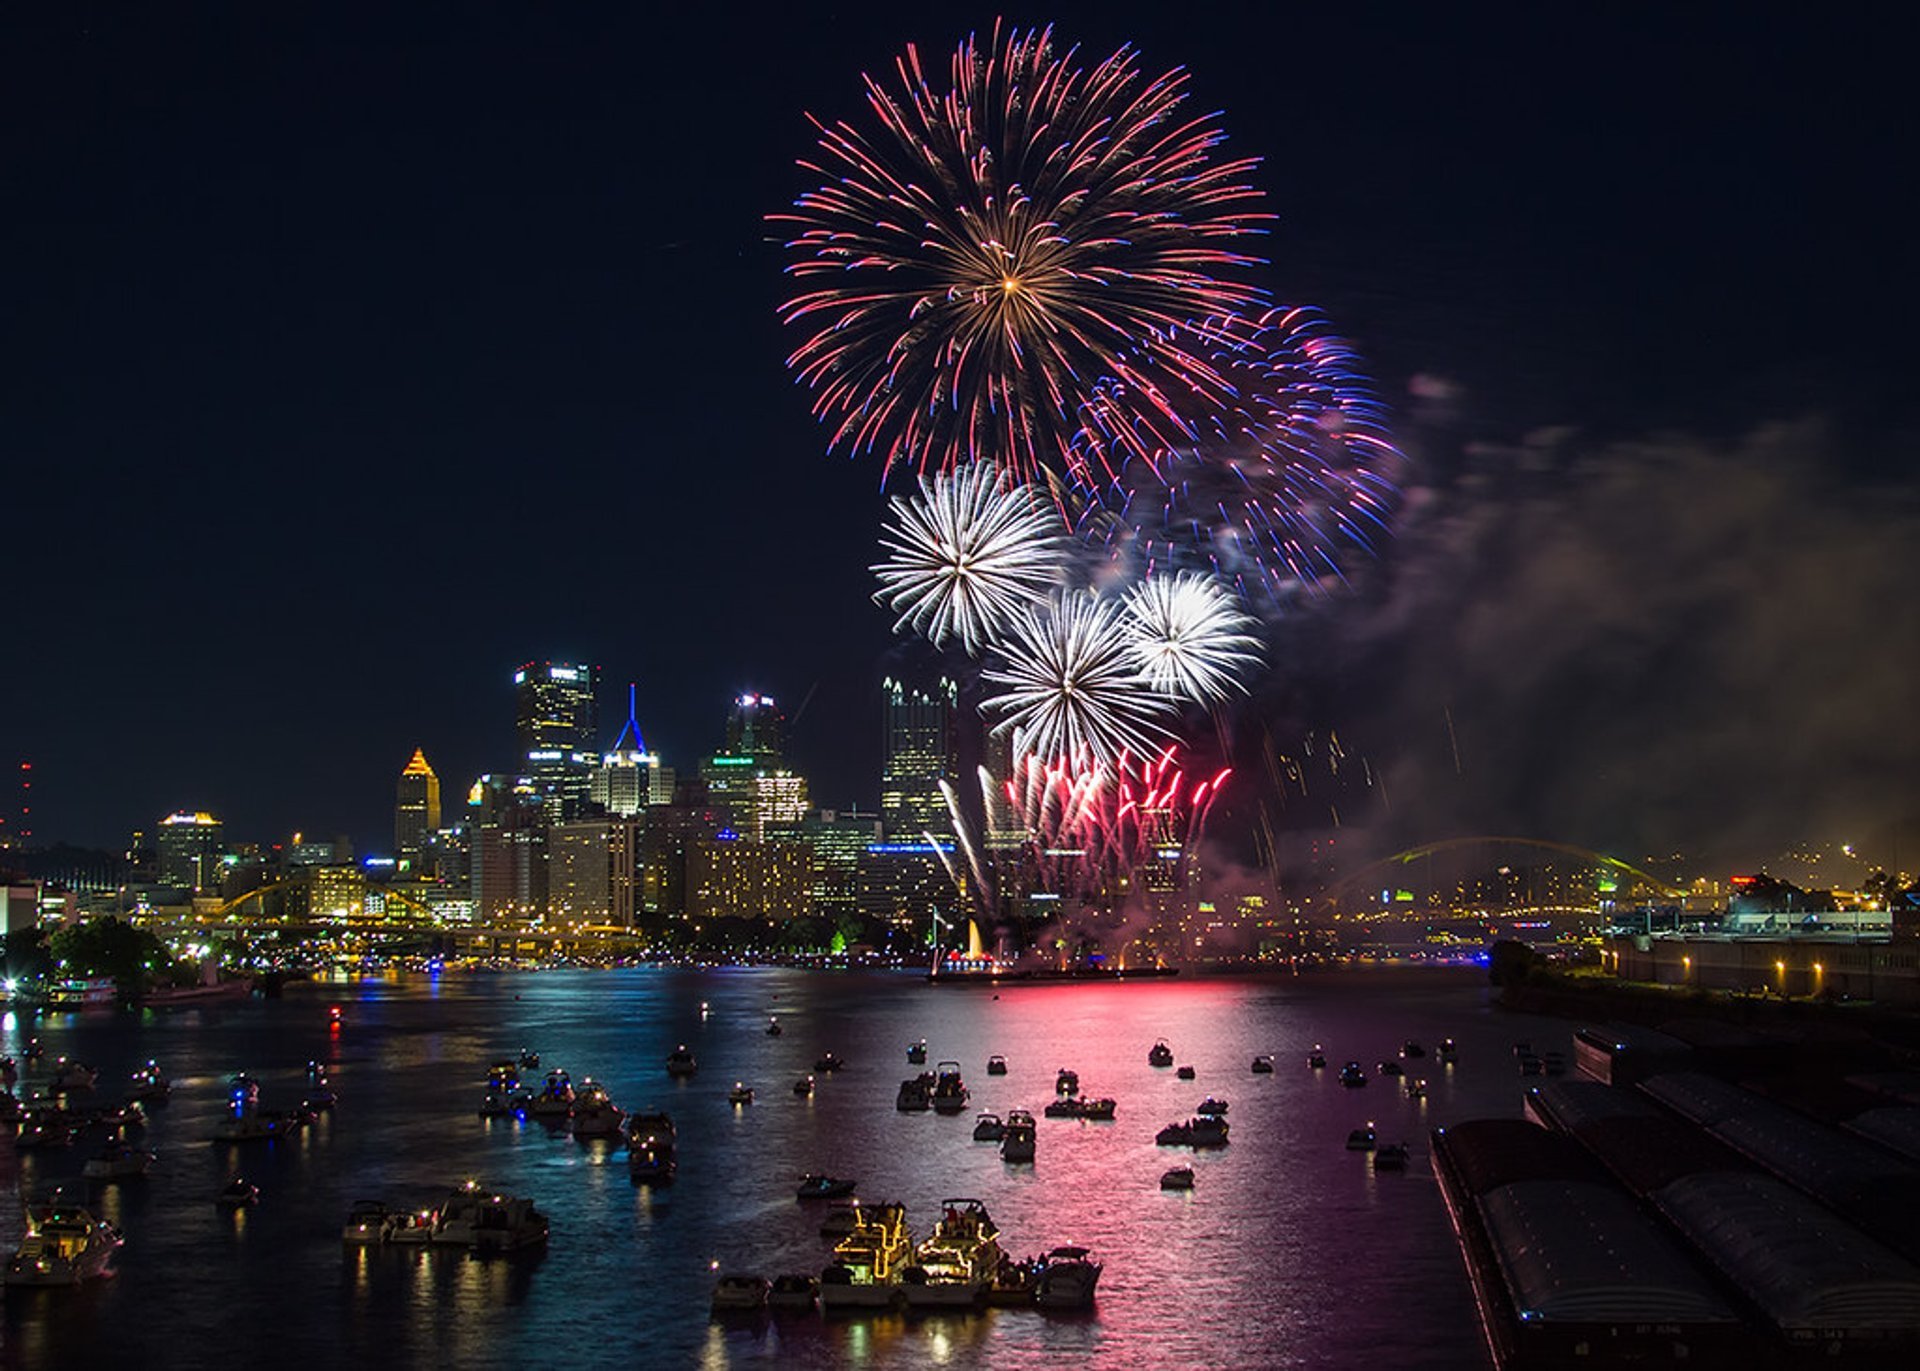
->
768, 1273, 819, 1312
666, 1045, 698, 1077
712, 1273, 771, 1312
569, 1080, 624, 1138
82, 1142, 155, 1180
430, 1182, 485, 1245
1000, 1109, 1036, 1163
472, 1194, 549, 1253
1033, 1245, 1102, 1309
5, 1200, 123, 1287
972, 1112, 1005, 1142
931, 1061, 970, 1114
819, 1202, 911, 1310
901, 1199, 1001, 1309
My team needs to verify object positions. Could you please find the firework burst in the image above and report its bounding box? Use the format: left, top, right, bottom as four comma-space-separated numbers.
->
1121, 571, 1262, 703
872, 462, 1068, 653
777, 21, 1270, 486
980, 590, 1177, 764
1074, 307, 1401, 596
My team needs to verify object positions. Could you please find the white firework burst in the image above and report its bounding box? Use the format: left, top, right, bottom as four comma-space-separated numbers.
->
872, 462, 1067, 653
1121, 571, 1263, 703
980, 590, 1177, 764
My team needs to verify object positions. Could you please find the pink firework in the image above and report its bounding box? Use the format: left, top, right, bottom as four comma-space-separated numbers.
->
777, 21, 1270, 487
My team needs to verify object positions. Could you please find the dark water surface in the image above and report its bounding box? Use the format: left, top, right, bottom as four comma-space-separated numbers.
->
0, 968, 1575, 1369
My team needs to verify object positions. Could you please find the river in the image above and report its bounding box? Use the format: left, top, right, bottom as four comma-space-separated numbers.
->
0, 966, 1576, 1369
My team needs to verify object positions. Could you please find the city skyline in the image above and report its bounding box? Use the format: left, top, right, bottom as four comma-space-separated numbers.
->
4, 5, 1915, 871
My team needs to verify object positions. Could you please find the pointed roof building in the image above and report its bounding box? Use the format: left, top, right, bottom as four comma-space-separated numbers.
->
395, 747, 442, 868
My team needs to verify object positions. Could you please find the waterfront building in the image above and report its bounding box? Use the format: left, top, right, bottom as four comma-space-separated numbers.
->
394, 748, 442, 869
308, 863, 366, 922
515, 660, 600, 822
638, 796, 727, 922
422, 824, 472, 890
155, 811, 225, 892
880, 675, 958, 841
687, 832, 811, 924
856, 840, 961, 936
771, 807, 884, 921
475, 821, 547, 924
549, 817, 644, 926
591, 684, 669, 816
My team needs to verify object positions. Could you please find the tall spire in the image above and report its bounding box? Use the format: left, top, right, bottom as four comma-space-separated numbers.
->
609, 683, 646, 756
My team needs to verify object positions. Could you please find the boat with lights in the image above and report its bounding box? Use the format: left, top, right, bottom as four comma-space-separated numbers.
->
1033, 1245, 1103, 1309
1000, 1109, 1037, 1163
797, 1173, 856, 1200
342, 1200, 396, 1245
972, 1112, 1005, 1142
5, 1200, 123, 1287
665, 1044, 697, 1077
568, 1079, 624, 1138
529, 1069, 575, 1118
819, 1201, 912, 1310
711, 1273, 770, 1313
1148, 1040, 1175, 1068
82, 1141, 155, 1180
931, 1061, 969, 1114
901, 1199, 1002, 1309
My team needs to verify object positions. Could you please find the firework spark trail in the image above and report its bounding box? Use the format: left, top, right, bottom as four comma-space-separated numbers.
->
1073, 307, 1401, 598
981, 590, 1178, 766
872, 462, 1069, 652
1120, 570, 1262, 703
777, 21, 1271, 486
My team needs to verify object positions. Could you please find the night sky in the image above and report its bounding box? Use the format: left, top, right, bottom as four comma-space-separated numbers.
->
6, 5, 1914, 869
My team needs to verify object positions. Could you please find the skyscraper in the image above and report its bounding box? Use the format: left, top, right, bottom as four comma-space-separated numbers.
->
881, 676, 958, 841
591, 684, 669, 816
515, 661, 600, 821
701, 692, 807, 842
155, 811, 225, 892
394, 748, 442, 869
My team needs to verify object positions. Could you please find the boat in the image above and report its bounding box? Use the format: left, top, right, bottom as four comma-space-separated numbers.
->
306, 1076, 338, 1110
1156, 1116, 1230, 1148
1195, 1097, 1229, 1117
1438, 1038, 1458, 1063
1373, 1142, 1409, 1170
766, 1017, 783, 1037
768, 1273, 819, 1312
1339, 1062, 1368, 1088
478, 1091, 511, 1118
1055, 1067, 1080, 1096
986, 1054, 1007, 1076
1305, 1049, 1326, 1070
931, 1061, 969, 1114
985, 1255, 1039, 1305
1161, 1167, 1196, 1191
472, 1193, 549, 1253
1518, 1052, 1544, 1077
666, 1044, 698, 1077
1148, 1040, 1174, 1068
0, 1090, 23, 1123
529, 1069, 575, 1117
1403, 1040, 1426, 1059
1406, 1079, 1427, 1100
16, 1115, 75, 1150
814, 1052, 843, 1073
818, 1203, 862, 1241
1000, 1109, 1037, 1163
1346, 1125, 1377, 1151
628, 1137, 676, 1184
712, 1273, 771, 1313
487, 1060, 519, 1091
793, 1075, 815, 1097
1252, 1054, 1276, 1073
519, 1047, 540, 1069
1043, 1097, 1082, 1119
212, 1111, 301, 1142
797, 1174, 857, 1201
0, 1056, 14, 1086
728, 1082, 755, 1106
1079, 1097, 1116, 1121
906, 1039, 928, 1065
129, 1061, 170, 1100
972, 1112, 1005, 1142
217, 1177, 260, 1208
1378, 1060, 1403, 1077
1176, 1065, 1197, 1081
569, 1080, 624, 1138
5, 1200, 123, 1287
51, 1059, 98, 1093
429, 1182, 484, 1245
626, 1109, 675, 1146
819, 1201, 912, 1310
343, 1200, 396, 1244
895, 1074, 933, 1111
901, 1199, 1002, 1308
81, 1141, 155, 1179
385, 1209, 432, 1244
1033, 1245, 1102, 1309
